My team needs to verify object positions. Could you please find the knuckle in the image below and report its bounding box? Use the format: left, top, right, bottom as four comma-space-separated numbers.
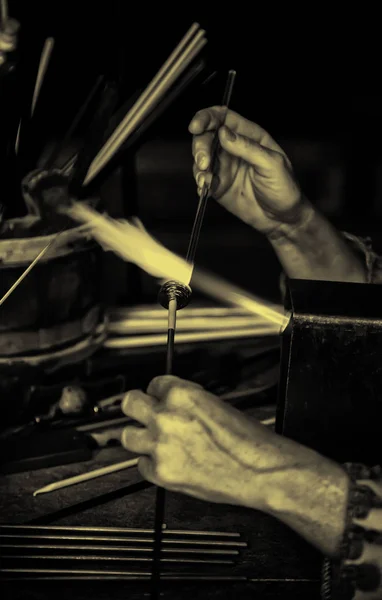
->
155, 412, 171, 433
121, 390, 137, 414
121, 428, 130, 449
165, 385, 185, 409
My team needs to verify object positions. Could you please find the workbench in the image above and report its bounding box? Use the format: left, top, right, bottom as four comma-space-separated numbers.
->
0, 403, 322, 600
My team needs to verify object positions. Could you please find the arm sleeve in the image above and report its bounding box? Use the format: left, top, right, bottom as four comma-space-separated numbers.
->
321, 463, 382, 600
279, 232, 382, 299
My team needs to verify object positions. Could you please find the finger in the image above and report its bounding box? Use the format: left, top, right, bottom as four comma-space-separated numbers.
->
122, 390, 158, 426
192, 132, 214, 169
188, 107, 223, 134
121, 426, 155, 454
189, 106, 285, 154
193, 168, 213, 190
193, 162, 212, 185
219, 126, 278, 175
147, 375, 203, 401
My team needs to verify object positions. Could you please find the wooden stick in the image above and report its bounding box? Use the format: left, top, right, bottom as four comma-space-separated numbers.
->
84, 33, 207, 185
31, 408, 274, 499
32, 458, 138, 497
0, 238, 57, 307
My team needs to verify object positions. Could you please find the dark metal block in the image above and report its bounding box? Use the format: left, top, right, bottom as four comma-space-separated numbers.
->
277, 279, 382, 465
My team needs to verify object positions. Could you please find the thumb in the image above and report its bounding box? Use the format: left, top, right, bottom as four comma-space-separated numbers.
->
219, 126, 278, 174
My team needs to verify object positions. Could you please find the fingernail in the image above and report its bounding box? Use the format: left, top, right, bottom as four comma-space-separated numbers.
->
196, 172, 205, 187
195, 151, 208, 169
222, 126, 236, 142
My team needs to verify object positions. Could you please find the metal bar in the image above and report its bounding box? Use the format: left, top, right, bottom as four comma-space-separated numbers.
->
0, 545, 239, 555
1, 555, 234, 564
0, 525, 241, 537
0, 535, 246, 547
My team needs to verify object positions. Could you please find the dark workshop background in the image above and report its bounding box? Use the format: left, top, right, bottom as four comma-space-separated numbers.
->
8, 1, 382, 304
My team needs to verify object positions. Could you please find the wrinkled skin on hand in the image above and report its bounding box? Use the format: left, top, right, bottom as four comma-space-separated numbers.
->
121, 375, 283, 511
189, 106, 306, 235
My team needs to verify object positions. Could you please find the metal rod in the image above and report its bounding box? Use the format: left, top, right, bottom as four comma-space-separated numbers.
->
0, 538, 246, 547
151, 297, 178, 599
185, 70, 236, 266
1, 540, 239, 557
1, 570, 248, 581
0, 525, 241, 537
0, 545, 239, 556
1, 555, 233, 565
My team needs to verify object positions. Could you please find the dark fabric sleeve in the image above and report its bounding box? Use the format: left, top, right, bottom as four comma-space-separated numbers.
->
321, 464, 382, 600
342, 233, 382, 284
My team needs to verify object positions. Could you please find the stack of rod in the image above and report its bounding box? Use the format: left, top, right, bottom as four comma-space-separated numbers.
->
104, 304, 283, 349
73, 23, 207, 188
0, 524, 247, 583
2, 21, 206, 221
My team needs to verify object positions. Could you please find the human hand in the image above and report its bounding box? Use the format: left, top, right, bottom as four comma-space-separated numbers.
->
121, 375, 282, 511
189, 106, 310, 236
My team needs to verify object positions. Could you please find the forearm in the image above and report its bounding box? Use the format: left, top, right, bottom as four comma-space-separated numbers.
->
254, 434, 350, 558
267, 199, 368, 283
